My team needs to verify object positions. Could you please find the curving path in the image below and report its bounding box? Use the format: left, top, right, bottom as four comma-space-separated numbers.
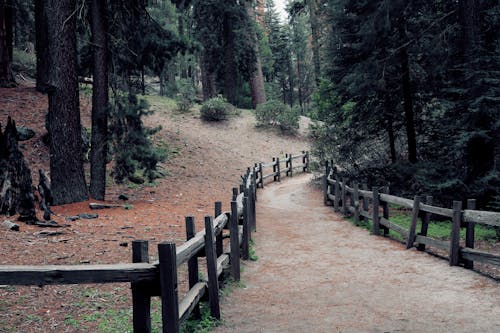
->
215, 174, 500, 333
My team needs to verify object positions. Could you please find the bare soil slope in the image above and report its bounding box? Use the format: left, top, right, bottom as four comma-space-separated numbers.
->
215, 174, 500, 333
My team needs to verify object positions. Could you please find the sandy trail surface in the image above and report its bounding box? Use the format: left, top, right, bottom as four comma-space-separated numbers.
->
215, 174, 500, 333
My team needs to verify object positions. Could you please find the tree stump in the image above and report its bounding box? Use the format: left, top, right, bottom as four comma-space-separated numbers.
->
0, 117, 37, 223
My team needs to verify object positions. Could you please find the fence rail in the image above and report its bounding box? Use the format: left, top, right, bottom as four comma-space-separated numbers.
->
323, 162, 500, 270
0, 151, 309, 333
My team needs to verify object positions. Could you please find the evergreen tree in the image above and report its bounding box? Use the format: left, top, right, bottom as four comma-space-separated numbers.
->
46, 0, 88, 205
0, 0, 16, 87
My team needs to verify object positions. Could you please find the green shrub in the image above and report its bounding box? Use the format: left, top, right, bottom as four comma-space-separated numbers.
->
176, 79, 195, 113
255, 100, 299, 132
12, 48, 36, 77
200, 97, 234, 121
110, 94, 167, 183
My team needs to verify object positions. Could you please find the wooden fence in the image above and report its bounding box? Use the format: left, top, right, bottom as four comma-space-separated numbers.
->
0, 151, 309, 333
323, 163, 500, 269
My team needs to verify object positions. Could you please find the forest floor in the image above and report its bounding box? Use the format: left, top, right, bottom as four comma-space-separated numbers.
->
0, 82, 310, 332
1, 82, 499, 332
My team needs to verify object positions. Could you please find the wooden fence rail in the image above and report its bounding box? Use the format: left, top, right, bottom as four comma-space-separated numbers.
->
0, 152, 309, 333
323, 162, 500, 270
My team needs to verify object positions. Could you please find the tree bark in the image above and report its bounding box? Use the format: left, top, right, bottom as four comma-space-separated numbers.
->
246, 1, 266, 108
46, 0, 88, 205
0, 0, 16, 88
223, 10, 238, 105
307, 0, 321, 86
35, 0, 49, 92
200, 51, 216, 101
89, 0, 109, 201
0, 117, 36, 222
398, 23, 417, 163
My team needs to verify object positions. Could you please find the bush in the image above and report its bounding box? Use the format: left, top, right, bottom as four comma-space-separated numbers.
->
255, 100, 299, 132
200, 97, 234, 121
110, 94, 167, 183
176, 79, 195, 113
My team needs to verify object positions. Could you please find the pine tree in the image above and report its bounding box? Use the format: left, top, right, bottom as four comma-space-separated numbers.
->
0, 0, 16, 87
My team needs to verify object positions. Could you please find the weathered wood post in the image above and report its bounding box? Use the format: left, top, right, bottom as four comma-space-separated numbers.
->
323, 161, 330, 205
158, 242, 179, 333
259, 163, 264, 188
273, 157, 278, 181
132, 240, 151, 333
353, 183, 360, 223
276, 157, 281, 181
185, 216, 200, 318
362, 184, 369, 221
372, 187, 380, 236
406, 196, 421, 249
449, 201, 463, 266
381, 186, 390, 236
204, 216, 221, 319
417, 196, 432, 251
334, 175, 340, 212
230, 201, 240, 281
252, 168, 257, 202
302, 151, 308, 172
232, 187, 238, 201
341, 178, 348, 216
242, 191, 250, 260
249, 183, 256, 232
215, 202, 223, 257
464, 199, 476, 269
285, 154, 289, 177
288, 153, 293, 177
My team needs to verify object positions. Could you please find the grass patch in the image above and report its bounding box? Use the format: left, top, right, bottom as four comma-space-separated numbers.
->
345, 212, 498, 243
249, 240, 259, 261
180, 303, 219, 333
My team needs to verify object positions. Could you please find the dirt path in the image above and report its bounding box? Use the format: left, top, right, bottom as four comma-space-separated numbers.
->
215, 174, 500, 333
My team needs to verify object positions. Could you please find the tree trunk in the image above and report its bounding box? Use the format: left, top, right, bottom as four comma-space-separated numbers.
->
200, 51, 216, 101
0, 117, 36, 222
89, 0, 109, 201
223, 10, 238, 105
0, 0, 16, 88
398, 23, 417, 163
307, 0, 321, 86
46, 0, 88, 205
35, 0, 49, 92
246, 1, 266, 108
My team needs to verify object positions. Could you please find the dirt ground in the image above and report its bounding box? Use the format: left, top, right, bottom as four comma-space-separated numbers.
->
0, 84, 310, 332
215, 174, 500, 333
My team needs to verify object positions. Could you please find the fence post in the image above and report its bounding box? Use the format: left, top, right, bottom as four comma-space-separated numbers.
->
132, 240, 151, 333
334, 176, 340, 212
185, 217, 200, 319
362, 184, 369, 221
242, 191, 250, 260
232, 187, 238, 201
406, 196, 421, 249
204, 216, 221, 320
259, 163, 264, 188
289, 153, 293, 177
158, 242, 179, 333
353, 183, 360, 223
276, 158, 281, 181
215, 202, 223, 257
372, 187, 380, 235
341, 178, 348, 216
252, 169, 257, 202
381, 186, 390, 236
323, 162, 329, 205
449, 201, 462, 266
302, 151, 308, 172
464, 199, 476, 269
230, 201, 240, 281
273, 158, 277, 181
417, 196, 433, 251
